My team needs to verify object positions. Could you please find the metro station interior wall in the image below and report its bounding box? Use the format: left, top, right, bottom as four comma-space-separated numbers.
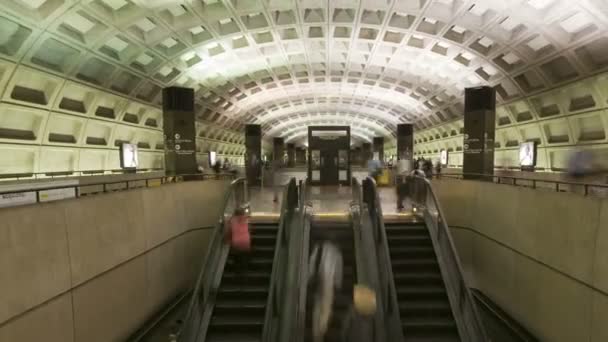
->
0, 179, 229, 342
0, 60, 245, 175
433, 179, 608, 341
411, 72, 608, 171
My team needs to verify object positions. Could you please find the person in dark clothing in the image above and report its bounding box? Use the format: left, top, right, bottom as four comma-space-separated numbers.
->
341, 285, 377, 342
423, 159, 433, 179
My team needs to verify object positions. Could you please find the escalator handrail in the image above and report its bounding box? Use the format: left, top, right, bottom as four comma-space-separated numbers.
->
295, 181, 312, 342
407, 175, 488, 341
262, 178, 299, 342
179, 177, 248, 341
362, 177, 405, 342
351, 177, 389, 342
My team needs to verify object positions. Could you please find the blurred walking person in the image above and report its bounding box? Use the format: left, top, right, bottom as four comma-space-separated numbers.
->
341, 285, 377, 342
225, 207, 251, 285
308, 241, 343, 342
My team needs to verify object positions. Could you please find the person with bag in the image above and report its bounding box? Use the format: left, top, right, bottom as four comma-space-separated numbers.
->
225, 207, 251, 284
308, 241, 343, 342
341, 285, 377, 342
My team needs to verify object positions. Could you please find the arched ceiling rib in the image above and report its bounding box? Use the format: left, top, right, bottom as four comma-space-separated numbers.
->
265, 114, 391, 139
2, 0, 608, 144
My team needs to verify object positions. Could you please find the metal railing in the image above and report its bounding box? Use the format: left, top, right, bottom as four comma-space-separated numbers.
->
178, 177, 249, 342
361, 177, 406, 342
262, 177, 300, 342
441, 172, 608, 197
406, 175, 487, 341
0, 168, 164, 181
0, 173, 236, 208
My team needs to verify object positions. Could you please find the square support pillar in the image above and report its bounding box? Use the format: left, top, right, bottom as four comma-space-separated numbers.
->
296, 147, 306, 165
273, 137, 285, 166
463, 86, 496, 179
397, 124, 414, 160
245, 125, 262, 186
361, 143, 372, 167
373, 137, 384, 161
163, 87, 197, 175
287, 143, 296, 167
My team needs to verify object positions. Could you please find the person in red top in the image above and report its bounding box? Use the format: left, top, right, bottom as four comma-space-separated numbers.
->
226, 207, 251, 284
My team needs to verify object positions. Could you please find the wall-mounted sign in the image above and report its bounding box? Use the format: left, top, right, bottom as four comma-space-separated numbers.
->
0, 192, 37, 208
120, 143, 139, 169
39, 188, 76, 203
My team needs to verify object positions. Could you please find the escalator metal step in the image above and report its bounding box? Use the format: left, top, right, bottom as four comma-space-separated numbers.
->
397, 286, 446, 300
206, 334, 261, 342
390, 246, 436, 258
391, 258, 438, 268
213, 300, 266, 316
402, 316, 458, 331
387, 235, 433, 245
399, 300, 452, 316
208, 316, 264, 331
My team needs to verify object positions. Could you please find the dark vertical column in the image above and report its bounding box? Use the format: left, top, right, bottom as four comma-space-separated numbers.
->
463, 86, 496, 179
361, 143, 372, 167
287, 143, 296, 167
273, 137, 285, 166
296, 147, 306, 165
163, 87, 196, 175
397, 124, 414, 160
353, 147, 361, 167
245, 124, 262, 186
373, 137, 384, 161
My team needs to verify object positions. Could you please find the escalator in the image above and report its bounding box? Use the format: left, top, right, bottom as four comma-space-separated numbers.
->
205, 222, 278, 342
173, 177, 301, 342
305, 222, 356, 342
361, 176, 487, 342
385, 222, 459, 341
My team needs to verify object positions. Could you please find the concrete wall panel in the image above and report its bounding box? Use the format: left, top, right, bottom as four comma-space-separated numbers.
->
0, 204, 71, 323
592, 199, 608, 293
182, 229, 214, 285
0, 294, 74, 342
438, 179, 607, 341
532, 190, 600, 284
64, 191, 146, 286
142, 184, 187, 248
474, 183, 518, 247
181, 180, 230, 230
432, 180, 477, 227
472, 235, 516, 314
72, 256, 149, 342
591, 292, 608, 342
534, 266, 592, 342
0, 179, 228, 339
146, 237, 188, 315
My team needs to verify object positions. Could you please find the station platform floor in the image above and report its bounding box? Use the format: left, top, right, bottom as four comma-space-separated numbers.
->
249, 180, 412, 216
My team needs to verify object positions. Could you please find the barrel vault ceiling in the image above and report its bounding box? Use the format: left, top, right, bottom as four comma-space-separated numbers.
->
1, 0, 608, 172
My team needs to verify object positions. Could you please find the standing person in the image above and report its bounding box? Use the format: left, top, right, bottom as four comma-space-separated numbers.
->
341, 285, 377, 342
367, 157, 382, 181
423, 159, 433, 179
225, 207, 251, 285
396, 156, 411, 210
308, 241, 343, 342
271, 158, 282, 202
435, 160, 442, 179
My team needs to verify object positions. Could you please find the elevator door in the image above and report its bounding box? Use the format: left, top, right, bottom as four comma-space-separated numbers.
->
321, 149, 339, 185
